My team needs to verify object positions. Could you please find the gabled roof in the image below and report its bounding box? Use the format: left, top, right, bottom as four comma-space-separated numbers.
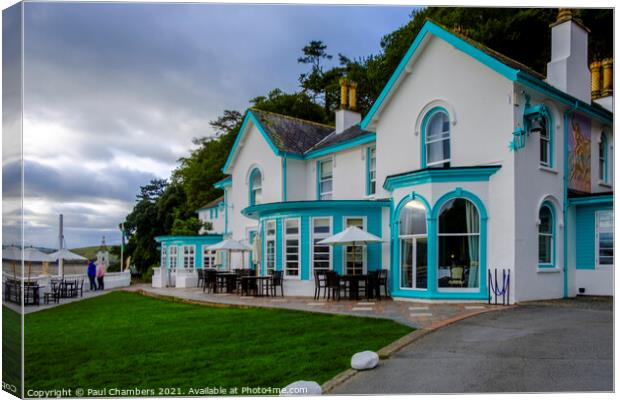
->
361, 19, 612, 130
196, 196, 224, 211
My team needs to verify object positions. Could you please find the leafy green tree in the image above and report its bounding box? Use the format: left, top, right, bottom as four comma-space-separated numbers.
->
250, 89, 328, 124
298, 40, 334, 109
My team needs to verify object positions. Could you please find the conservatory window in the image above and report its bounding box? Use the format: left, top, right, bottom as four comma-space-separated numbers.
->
399, 200, 428, 289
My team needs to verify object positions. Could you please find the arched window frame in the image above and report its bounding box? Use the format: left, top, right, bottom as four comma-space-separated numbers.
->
537, 201, 555, 268
248, 168, 263, 206
421, 107, 451, 168
523, 100, 554, 168
599, 131, 609, 184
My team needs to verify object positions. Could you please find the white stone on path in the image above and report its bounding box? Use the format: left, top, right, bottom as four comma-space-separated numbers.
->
351, 351, 379, 370
281, 380, 322, 396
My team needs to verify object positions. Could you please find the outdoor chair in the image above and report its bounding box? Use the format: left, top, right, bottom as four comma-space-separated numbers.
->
77, 279, 84, 297
24, 284, 40, 306
271, 271, 284, 297
449, 266, 465, 287
326, 271, 344, 301
367, 270, 381, 300
240, 277, 258, 296
196, 269, 205, 288
313, 270, 328, 300
378, 270, 389, 298
204, 269, 218, 293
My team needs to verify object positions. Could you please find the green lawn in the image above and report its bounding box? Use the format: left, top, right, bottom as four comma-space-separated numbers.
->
23, 291, 412, 394
2, 306, 22, 396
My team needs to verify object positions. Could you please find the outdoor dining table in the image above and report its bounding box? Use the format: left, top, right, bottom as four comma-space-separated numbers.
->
241, 276, 272, 297
215, 272, 238, 293
340, 274, 368, 300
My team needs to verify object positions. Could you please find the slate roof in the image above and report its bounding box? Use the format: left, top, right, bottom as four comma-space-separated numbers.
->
250, 109, 334, 155
307, 124, 373, 153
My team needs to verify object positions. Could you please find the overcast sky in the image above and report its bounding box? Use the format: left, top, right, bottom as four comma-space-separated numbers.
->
4, 2, 414, 248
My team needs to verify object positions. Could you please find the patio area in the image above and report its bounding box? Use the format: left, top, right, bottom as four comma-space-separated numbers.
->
126, 284, 509, 329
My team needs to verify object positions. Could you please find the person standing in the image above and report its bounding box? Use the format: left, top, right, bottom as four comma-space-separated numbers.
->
96, 261, 106, 290
87, 259, 97, 291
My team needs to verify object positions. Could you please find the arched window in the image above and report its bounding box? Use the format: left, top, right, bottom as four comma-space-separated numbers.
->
249, 168, 262, 206
538, 202, 554, 267
599, 132, 609, 183
399, 200, 427, 289
423, 108, 450, 168
438, 198, 480, 289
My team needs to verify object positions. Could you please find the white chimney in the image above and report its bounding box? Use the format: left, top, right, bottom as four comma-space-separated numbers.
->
546, 9, 591, 104
335, 78, 361, 133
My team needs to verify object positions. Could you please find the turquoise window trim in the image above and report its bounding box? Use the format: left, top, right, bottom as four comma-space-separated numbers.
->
154, 235, 224, 269
365, 145, 376, 196
258, 208, 382, 280
522, 101, 554, 168
390, 188, 488, 299
316, 160, 321, 200
359, 20, 612, 131
391, 192, 433, 294
248, 167, 262, 207
224, 189, 229, 235
383, 166, 501, 191
538, 201, 556, 269
420, 107, 450, 168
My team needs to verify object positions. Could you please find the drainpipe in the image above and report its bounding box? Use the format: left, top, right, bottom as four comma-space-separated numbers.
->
563, 101, 579, 298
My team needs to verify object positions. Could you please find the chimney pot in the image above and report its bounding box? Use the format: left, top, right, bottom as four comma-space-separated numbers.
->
590, 60, 602, 99
602, 58, 613, 97
339, 78, 348, 109
348, 81, 358, 111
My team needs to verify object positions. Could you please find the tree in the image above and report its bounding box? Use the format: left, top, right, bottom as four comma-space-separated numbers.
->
250, 89, 328, 124
298, 40, 333, 108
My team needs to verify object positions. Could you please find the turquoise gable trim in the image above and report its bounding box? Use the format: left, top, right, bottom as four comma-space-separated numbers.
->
360, 20, 613, 130
383, 166, 501, 191
361, 20, 519, 130
304, 133, 376, 160
390, 188, 489, 300
420, 107, 449, 168
214, 176, 232, 189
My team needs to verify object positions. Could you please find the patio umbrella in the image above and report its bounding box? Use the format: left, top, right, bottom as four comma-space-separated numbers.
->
318, 227, 383, 276
3, 246, 22, 278
252, 235, 262, 275
23, 247, 54, 281
48, 248, 87, 277
317, 226, 383, 246
207, 239, 251, 271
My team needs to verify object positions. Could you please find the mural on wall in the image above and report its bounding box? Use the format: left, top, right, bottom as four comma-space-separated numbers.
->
568, 113, 591, 192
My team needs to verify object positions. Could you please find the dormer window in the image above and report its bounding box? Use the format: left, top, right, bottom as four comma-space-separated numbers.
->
249, 168, 262, 206
423, 108, 450, 168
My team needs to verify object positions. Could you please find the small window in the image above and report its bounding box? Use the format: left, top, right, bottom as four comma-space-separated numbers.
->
249, 169, 262, 206
202, 246, 215, 269
596, 210, 614, 267
312, 217, 332, 275
169, 246, 178, 269
284, 219, 300, 277
538, 204, 554, 266
160, 246, 167, 268
367, 146, 376, 195
424, 110, 450, 168
318, 159, 333, 200
183, 245, 195, 269
599, 133, 608, 183
265, 220, 276, 276
536, 117, 550, 167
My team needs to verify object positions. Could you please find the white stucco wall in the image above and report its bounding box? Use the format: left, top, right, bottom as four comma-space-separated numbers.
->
285, 158, 307, 201
198, 205, 225, 234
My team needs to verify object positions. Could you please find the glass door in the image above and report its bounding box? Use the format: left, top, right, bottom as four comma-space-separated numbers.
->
400, 236, 427, 289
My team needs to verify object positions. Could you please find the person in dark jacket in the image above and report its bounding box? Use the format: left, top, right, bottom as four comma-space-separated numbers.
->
87, 259, 97, 290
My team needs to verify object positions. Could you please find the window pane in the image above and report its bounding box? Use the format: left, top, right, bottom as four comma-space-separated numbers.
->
285, 220, 299, 234
400, 239, 413, 288
539, 206, 553, 234
426, 112, 449, 140
399, 200, 427, 235
438, 199, 479, 234
253, 188, 262, 205
427, 140, 449, 165
320, 160, 333, 178
320, 180, 332, 194
540, 138, 549, 165
538, 235, 552, 264
598, 210, 613, 229
346, 218, 364, 229
437, 235, 480, 288
415, 237, 428, 289
266, 221, 276, 236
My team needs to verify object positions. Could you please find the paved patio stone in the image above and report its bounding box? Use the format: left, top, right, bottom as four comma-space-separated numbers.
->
124, 284, 508, 329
